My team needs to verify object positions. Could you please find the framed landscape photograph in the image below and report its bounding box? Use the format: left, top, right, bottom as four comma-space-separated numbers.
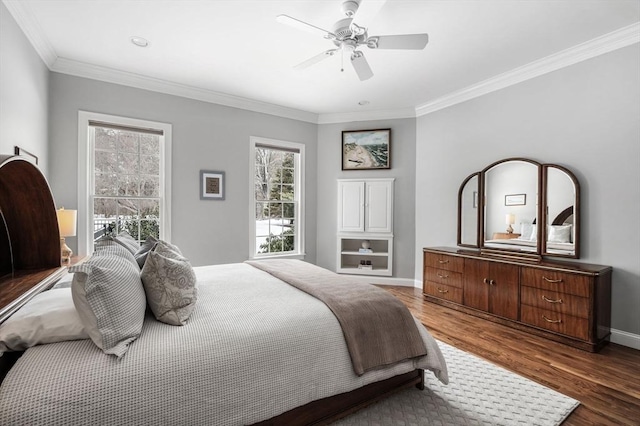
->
200, 170, 225, 200
342, 129, 391, 170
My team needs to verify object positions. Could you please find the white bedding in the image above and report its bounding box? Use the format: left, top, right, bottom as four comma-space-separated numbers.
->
0, 263, 448, 425
485, 238, 575, 253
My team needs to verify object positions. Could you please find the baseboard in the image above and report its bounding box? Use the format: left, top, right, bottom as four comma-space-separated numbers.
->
344, 275, 416, 287
610, 328, 640, 350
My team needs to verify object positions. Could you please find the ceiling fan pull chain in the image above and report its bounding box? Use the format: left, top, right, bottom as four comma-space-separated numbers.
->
341, 48, 345, 72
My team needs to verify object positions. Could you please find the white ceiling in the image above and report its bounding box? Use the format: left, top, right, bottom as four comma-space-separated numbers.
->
5, 0, 640, 123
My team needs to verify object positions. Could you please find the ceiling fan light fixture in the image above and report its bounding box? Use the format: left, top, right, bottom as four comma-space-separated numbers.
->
341, 0, 360, 18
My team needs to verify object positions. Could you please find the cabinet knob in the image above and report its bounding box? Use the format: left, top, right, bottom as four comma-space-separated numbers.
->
437, 287, 449, 294
542, 276, 563, 284
438, 260, 449, 264
437, 273, 449, 279
483, 278, 495, 285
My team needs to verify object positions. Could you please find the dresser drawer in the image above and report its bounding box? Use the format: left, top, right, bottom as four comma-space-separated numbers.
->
424, 253, 464, 273
423, 281, 463, 304
424, 267, 463, 288
521, 267, 590, 298
521, 305, 589, 341
521, 286, 589, 319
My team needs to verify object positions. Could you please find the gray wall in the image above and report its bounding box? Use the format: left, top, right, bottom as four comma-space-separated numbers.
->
0, 2, 50, 176
415, 45, 640, 336
48, 73, 318, 267
316, 119, 416, 280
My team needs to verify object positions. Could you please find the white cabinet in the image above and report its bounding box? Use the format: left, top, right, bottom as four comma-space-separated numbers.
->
338, 179, 393, 233
337, 178, 394, 276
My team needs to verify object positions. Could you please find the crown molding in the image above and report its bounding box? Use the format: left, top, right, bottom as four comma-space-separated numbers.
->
317, 107, 416, 124
51, 57, 319, 123
416, 22, 640, 117
6, 0, 639, 124
3, 0, 57, 67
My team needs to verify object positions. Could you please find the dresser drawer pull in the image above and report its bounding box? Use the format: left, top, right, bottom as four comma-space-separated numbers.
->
483, 278, 495, 285
437, 273, 449, 279
542, 276, 563, 284
542, 295, 563, 304
437, 288, 449, 294
438, 260, 449, 264
542, 315, 562, 324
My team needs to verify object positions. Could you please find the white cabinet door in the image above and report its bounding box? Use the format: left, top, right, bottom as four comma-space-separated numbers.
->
338, 181, 365, 232
365, 180, 393, 233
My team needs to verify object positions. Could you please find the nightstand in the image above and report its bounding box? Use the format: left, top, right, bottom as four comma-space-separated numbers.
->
492, 232, 521, 240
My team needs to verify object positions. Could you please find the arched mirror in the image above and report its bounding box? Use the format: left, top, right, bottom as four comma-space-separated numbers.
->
543, 165, 579, 257
458, 158, 580, 259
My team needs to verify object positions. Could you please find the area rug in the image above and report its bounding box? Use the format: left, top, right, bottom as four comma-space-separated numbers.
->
334, 341, 579, 425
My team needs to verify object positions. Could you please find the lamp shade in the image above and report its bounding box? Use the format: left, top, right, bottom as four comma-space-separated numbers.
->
56, 208, 77, 237
505, 213, 515, 225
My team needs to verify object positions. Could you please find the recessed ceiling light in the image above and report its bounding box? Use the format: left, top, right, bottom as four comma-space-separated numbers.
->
130, 36, 149, 47
358, 100, 370, 106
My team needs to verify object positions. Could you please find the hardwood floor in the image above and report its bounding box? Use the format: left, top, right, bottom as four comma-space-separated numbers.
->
382, 285, 640, 426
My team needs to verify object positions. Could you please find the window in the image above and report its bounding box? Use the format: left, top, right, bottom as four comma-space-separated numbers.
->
78, 112, 171, 255
250, 137, 304, 258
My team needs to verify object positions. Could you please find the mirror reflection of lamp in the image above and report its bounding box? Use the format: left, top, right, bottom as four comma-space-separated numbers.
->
505, 213, 515, 234
56, 207, 77, 263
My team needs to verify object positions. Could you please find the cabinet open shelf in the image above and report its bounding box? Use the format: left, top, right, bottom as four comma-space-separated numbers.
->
337, 236, 393, 276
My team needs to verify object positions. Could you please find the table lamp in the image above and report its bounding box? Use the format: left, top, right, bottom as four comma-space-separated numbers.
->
57, 207, 77, 263
505, 213, 515, 234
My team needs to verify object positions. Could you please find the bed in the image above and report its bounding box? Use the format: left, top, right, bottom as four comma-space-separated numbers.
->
0, 155, 448, 425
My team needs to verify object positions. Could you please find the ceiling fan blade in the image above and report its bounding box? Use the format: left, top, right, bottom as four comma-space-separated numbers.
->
350, 51, 373, 81
294, 49, 338, 69
369, 34, 429, 50
276, 14, 335, 39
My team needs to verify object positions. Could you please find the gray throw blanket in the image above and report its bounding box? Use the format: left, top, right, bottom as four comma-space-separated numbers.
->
246, 259, 428, 375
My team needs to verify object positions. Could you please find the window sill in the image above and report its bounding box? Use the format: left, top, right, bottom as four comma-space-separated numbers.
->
251, 252, 306, 261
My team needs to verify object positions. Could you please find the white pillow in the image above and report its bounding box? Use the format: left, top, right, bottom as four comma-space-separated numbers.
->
0, 289, 88, 352
519, 223, 533, 240
548, 224, 572, 243
529, 224, 537, 241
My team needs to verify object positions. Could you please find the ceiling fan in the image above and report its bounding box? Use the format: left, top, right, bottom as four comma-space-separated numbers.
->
276, 0, 429, 81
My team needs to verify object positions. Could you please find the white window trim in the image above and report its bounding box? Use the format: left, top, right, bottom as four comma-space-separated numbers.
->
77, 111, 172, 256
249, 136, 305, 259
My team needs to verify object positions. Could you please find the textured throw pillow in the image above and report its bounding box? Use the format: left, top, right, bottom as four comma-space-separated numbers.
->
94, 238, 139, 268
70, 254, 147, 357
141, 241, 197, 326
0, 288, 88, 352
112, 231, 141, 256
134, 236, 158, 268
548, 224, 572, 243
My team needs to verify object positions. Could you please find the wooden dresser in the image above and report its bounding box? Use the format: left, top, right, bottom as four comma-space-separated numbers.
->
423, 247, 612, 352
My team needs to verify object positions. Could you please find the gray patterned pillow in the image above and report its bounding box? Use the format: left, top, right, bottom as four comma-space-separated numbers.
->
141, 241, 197, 326
113, 231, 140, 256
70, 254, 147, 357
134, 236, 158, 269
94, 239, 139, 268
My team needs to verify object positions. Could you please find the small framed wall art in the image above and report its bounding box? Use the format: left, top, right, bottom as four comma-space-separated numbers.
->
200, 170, 225, 200
505, 193, 526, 206
342, 128, 391, 170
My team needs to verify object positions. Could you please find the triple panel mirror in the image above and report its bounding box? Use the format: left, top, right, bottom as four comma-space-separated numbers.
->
458, 158, 580, 258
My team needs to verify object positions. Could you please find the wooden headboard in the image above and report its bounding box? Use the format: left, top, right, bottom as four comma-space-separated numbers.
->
0, 155, 66, 324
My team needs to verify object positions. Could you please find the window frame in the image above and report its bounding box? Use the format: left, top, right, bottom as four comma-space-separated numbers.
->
77, 111, 172, 255
249, 136, 305, 259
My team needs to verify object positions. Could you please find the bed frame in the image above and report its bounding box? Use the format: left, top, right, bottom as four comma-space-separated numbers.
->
0, 154, 425, 424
